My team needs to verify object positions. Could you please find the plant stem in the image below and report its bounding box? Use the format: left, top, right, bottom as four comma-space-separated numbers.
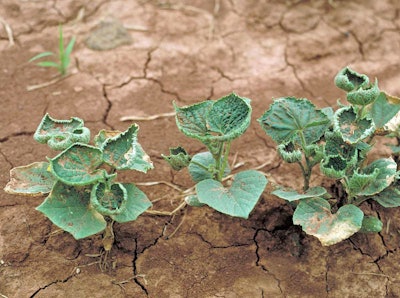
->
218, 141, 231, 182
214, 141, 224, 181
298, 131, 312, 191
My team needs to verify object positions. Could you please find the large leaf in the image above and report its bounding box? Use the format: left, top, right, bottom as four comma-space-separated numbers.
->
4, 162, 56, 196
333, 106, 375, 144
371, 182, 400, 208
111, 183, 152, 223
36, 182, 107, 239
258, 97, 330, 145
272, 186, 327, 202
371, 92, 400, 130
102, 124, 153, 173
188, 151, 230, 182
196, 170, 267, 218
293, 198, 364, 246
175, 93, 251, 143
162, 146, 191, 171
49, 144, 108, 186
351, 158, 397, 196
90, 182, 127, 216
34, 114, 90, 151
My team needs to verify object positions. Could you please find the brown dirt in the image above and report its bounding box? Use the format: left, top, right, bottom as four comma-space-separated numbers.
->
1, 0, 400, 297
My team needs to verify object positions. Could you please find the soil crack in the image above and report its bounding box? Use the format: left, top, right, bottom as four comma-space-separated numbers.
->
29, 272, 76, 297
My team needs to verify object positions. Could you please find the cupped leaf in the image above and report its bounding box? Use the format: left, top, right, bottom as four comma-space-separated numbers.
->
49, 143, 107, 186
175, 93, 251, 143
293, 197, 364, 246
94, 129, 123, 148
277, 142, 302, 163
102, 124, 153, 173
372, 92, 400, 130
346, 168, 380, 197
320, 154, 355, 179
333, 106, 375, 144
359, 216, 383, 233
272, 186, 328, 202
4, 162, 56, 196
188, 151, 230, 182
36, 182, 107, 239
162, 146, 191, 171
90, 182, 127, 216
347, 79, 380, 106
111, 183, 152, 223
196, 170, 267, 218
34, 114, 90, 151
334, 66, 369, 92
258, 97, 330, 145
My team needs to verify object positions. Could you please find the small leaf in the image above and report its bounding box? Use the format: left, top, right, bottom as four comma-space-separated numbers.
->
28, 51, 55, 62
36, 61, 61, 68
111, 183, 152, 223
4, 162, 56, 196
34, 114, 90, 151
371, 92, 400, 130
49, 143, 107, 186
346, 79, 380, 106
188, 151, 230, 182
196, 170, 267, 218
272, 186, 328, 202
162, 146, 191, 171
184, 195, 206, 207
102, 124, 153, 173
277, 142, 302, 163
258, 97, 330, 145
293, 198, 364, 246
359, 216, 383, 233
36, 182, 107, 239
333, 106, 375, 144
346, 168, 380, 197
90, 182, 127, 216
334, 66, 369, 92
371, 182, 400, 208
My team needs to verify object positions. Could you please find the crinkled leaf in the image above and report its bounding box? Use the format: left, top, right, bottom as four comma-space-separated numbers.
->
36, 182, 107, 239
277, 142, 302, 163
111, 183, 152, 223
188, 151, 230, 182
102, 124, 153, 173
94, 129, 123, 148
258, 97, 330, 145
4, 162, 56, 196
347, 79, 380, 106
90, 182, 127, 216
34, 114, 90, 151
272, 186, 328, 202
334, 66, 369, 92
175, 93, 251, 143
196, 170, 267, 218
333, 106, 375, 144
371, 182, 400, 207
346, 169, 380, 197
49, 144, 107, 186
372, 92, 400, 130
359, 216, 383, 233
162, 146, 191, 171
293, 198, 363, 246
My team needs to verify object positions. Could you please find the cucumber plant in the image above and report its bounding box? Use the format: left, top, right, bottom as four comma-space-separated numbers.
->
258, 67, 400, 246
163, 93, 268, 219
4, 114, 153, 251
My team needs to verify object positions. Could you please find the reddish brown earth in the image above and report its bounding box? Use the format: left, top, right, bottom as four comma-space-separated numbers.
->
1, 0, 400, 297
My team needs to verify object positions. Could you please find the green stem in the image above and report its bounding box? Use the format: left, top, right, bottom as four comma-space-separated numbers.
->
213, 142, 224, 181
298, 131, 312, 191
218, 141, 231, 181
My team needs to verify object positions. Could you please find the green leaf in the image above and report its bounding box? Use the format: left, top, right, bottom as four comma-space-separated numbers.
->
359, 216, 383, 233
258, 97, 330, 145
184, 195, 206, 207
49, 143, 108, 186
111, 183, 152, 223
320, 154, 350, 179
90, 182, 127, 216
293, 198, 364, 246
102, 124, 153, 173
346, 79, 380, 106
277, 142, 302, 163
346, 169, 380, 197
28, 51, 55, 62
196, 170, 267, 218
175, 93, 252, 143
334, 66, 369, 92
36, 61, 61, 68
36, 182, 107, 239
188, 151, 230, 182
34, 114, 90, 151
371, 92, 400, 129
4, 162, 56, 196
162, 146, 191, 171
371, 181, 400, 207
93, 129, 122, 148
272, 186, 328, 202
62, 36, 76, 72
333, 106, 375, 144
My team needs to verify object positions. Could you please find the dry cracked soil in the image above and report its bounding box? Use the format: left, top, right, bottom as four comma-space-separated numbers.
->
1, 0, 400, 297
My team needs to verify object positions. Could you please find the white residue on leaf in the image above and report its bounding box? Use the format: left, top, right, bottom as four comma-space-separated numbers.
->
384, 110, 400, 132
314, 221, 360, 246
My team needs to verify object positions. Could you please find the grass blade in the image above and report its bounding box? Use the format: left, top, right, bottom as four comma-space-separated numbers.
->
36, 61, 60, 68
29, 52, 54, 62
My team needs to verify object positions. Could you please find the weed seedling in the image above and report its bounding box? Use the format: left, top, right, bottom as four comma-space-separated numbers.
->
29, 25, 75, 76
259, 67, 400, 246
4, 114, 153, 253
163, 93, 268, 218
